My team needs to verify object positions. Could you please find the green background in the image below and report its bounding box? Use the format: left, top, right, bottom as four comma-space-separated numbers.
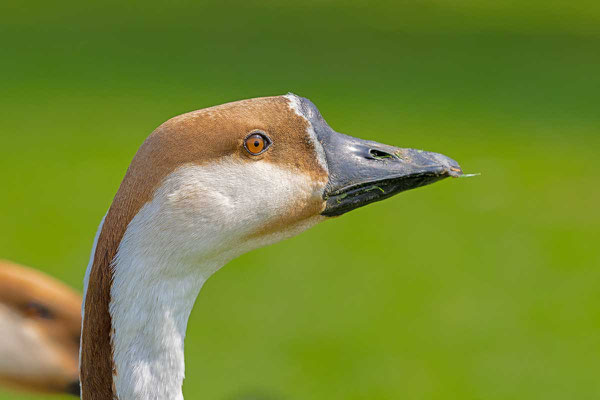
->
1, 1, 599, 399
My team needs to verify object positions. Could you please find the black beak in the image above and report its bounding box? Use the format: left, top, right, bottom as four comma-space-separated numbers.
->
292, 95, 463, 217
65, 380, 81, 396
320, 131, 462, 216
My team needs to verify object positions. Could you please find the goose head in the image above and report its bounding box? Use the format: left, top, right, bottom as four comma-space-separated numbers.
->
81, 94, 463, 400
0, 260, 81, 396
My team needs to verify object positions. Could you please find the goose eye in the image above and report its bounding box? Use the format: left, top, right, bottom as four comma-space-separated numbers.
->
23, 302, 53, 319
244, 133, 270, 155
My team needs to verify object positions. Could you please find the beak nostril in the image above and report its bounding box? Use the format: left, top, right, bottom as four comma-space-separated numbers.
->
368, 149, 397, 160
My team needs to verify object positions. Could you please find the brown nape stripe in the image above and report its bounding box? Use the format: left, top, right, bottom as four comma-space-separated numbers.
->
80, 230, 116, 400
80, 95, 327, 399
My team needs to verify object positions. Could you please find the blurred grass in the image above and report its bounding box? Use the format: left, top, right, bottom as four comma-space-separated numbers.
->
1, 1, 599, 399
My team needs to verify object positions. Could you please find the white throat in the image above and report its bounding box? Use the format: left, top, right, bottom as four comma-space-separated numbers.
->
110, 254, 212, 400
105, 160, 325, 400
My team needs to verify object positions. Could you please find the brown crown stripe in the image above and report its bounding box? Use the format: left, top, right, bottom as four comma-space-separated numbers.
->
80, 95, 326, 399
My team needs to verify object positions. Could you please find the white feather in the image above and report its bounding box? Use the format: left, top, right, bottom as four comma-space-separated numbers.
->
110, 158, 325, 400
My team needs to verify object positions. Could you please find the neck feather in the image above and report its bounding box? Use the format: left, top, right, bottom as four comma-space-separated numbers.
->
80, 214, 122, 400
83, 216, 219, 400
109, 250, 214, 400
81, 159, 324, 399
109, 185, 231, 400
82, 168, 231, 400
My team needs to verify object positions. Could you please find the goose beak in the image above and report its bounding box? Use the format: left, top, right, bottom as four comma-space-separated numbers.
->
319, 130, 462, 216
290, 95, 462, 216
65, 381, 81, 396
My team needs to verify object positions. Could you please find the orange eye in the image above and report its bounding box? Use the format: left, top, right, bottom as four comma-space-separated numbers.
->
244, 133, 270, 155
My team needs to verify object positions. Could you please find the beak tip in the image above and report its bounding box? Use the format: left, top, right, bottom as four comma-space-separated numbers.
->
430, 152, 463, 178
448, 166, 463, 178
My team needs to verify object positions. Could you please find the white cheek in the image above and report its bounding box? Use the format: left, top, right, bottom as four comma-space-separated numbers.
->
0, 304, 62, 377
124, 158, 326, 272
109, 157, 327, 399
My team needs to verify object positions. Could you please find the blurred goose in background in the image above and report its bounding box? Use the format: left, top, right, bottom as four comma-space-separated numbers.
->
0, 259, 81, 396
80, 94, 463, 400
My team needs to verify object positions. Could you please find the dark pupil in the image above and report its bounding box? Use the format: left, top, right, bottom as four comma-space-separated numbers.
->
253, 140, 260, 147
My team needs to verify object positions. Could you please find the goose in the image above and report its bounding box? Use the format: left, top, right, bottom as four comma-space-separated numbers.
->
0, 259, 81, 396
80, 94, 463, 400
